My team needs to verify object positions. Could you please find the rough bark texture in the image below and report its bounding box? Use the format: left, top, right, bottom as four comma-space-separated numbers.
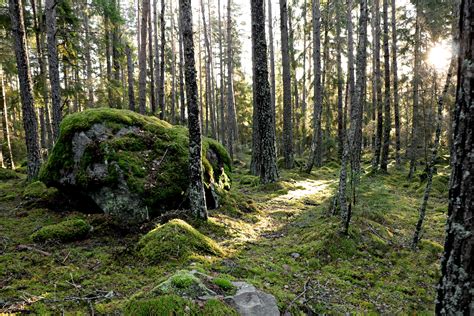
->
126, 45, 136, 112
280, 0, 294, 169
412, 61, 454, 249
226, 0, 237, 159
180, 0, 208, 219
178, 5, 186, 124
158, 0, 166, 119
218, 0, 225, 145
391, 0, 400, 168
45, 0, 61, 142
436, 0, 473, 312
380, 0, 391, 172
9, 0, 42, 179
336, 0, 344, 160
148, 4, 156, 114
153, 0, 159, 115
83, 1, 94, 109
267, 0, 276, 152
138, 0, 149, 114
305, 0, 323, 173
371, 0, 383, 170
250, 0, 278, 184
301, 0, 308, 155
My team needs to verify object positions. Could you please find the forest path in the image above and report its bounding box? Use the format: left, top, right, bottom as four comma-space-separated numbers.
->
252, 178, 335, 240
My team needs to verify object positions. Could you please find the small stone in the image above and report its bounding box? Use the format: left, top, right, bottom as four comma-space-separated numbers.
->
291, 252, 300, 259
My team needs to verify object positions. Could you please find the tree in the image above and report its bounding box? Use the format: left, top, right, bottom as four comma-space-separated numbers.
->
250, 0, 278, 184
391, 0, 401, 168
380, 0, 391, 171
9, 0, 42, 179
226, 0, 238, 158
279, 0, 293, 169
305, 0, 323, 173
267, 0, 276, 150
180, 0, 207, 219
138, 0, 149, 114
45, 0, 61, 141
1, 68, 14, 169
371, 0, 383, 170
158, 0, 166, 119
436, 0, 473, 311
125, 45, 136, 111
336, 0, 344, 160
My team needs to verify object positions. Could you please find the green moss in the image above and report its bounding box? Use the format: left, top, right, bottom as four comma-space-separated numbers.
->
31, 219, 91, 243
202, 299, 238, 316
0, 168, 19, 180
171, 272, 200, 289
124, 295, 199, 316
23, 181, 58, 200
212, 277, 235, 292
39, 108, 231, 218
138, 219, 223, 263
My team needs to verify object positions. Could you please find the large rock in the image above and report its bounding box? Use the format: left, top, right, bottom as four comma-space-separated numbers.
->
40, 108, 231, 225
226, 282, 280, 316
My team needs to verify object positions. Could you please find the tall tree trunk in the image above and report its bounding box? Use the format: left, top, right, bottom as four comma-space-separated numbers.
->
138, 0, 149, 114
267, 0, 277, 154
153, 0, 159, 115
226, 0, 237, 159
391, 0, 400, 168
280, 0, 294, 169
148, 1, 156, 114
179, 0, 207, 219
9, 0, 42, 179
112, 0, 121, 107
408, 6, 421, 179
170, 0, 177, 124
321, 3, 331, 151
126, 45, 136, 111
1, 69, 14, 169
412, 61, 454, 249
218, 0, 225, 145
250, 0, 279, 183
158, 0, 166, 119
45, 0, 61, 142
380, 0, 391, 171
178, 4, 186, 124
305, 0, 322, 172
371, 0, 383, 170
288, 4, 299, 157
336, 0, 344, 160
83, 0, 94, 108
301, 0, 308, 155
436, 1, 473, 311
105, 16, 113, 107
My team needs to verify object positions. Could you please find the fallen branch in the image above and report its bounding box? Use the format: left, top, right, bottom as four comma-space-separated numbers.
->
16, 244, 51, 256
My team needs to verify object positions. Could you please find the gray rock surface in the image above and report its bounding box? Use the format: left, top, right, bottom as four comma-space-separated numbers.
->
226, 281, 280, 316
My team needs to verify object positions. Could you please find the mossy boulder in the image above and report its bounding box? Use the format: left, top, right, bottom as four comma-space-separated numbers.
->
152, 270, 216, 298
0, 168, 19, 180
39, 108, 231, 225
31, 219, 91, 243
138, 219, 223, 263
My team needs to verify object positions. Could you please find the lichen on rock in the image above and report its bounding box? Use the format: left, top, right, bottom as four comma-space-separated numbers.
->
39, 108, 231, 225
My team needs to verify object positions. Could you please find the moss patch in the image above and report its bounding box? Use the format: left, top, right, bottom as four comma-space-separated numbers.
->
31, 219, 91, 243
23, 181, 58, 200
124, 295, 199, 316
138, 219, 223, 263
0, 168, 19, 180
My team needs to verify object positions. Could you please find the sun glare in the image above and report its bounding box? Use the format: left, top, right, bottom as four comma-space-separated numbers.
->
427, 41, 453, 72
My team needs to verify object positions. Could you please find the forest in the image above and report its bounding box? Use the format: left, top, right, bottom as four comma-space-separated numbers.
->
0, 0, 472, 313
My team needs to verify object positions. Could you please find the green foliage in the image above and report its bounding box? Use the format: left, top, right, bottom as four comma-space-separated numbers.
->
31, 219, 91, 243
138, 219, 223, 263
202, 299, 238, 316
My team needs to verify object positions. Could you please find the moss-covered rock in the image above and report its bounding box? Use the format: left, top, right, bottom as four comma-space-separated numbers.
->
39, 108, 231, 224
138, 219, 223, 263
23, 181, 58, 199
124, 295, 199, 316
31, 218, 91, 243
152, 270, 216, 298
0, 168, 19, 180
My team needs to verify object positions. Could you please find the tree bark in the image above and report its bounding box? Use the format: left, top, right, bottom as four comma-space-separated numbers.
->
180, 0, 208, 219
267, 0, 276, 154
158, 0, 166, 119
371, 0, 383, 170
391, 0, 400, 168
305, 0, 323, 172
9, 0, 42, 179
226, 0, 238, 159
336, 0, 344, 160
126, 45, 136, 111
280, 0, 294, 169
148, 1, 156, 114
138, 0, 149, 114
45, 0, 61, 142
250, 0, 279, 183
218, 0, 225, 145
380, 0, 391, 171
170, 0, 177, 124
436, 1, 473, 311
178, 4, 186, 124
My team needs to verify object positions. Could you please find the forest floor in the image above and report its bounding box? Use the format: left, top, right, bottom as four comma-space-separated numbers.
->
0, 153, 450, 314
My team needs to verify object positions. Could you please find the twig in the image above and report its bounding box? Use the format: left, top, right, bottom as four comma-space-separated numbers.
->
284, 278, 311, 313
16, 244, 51, 256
